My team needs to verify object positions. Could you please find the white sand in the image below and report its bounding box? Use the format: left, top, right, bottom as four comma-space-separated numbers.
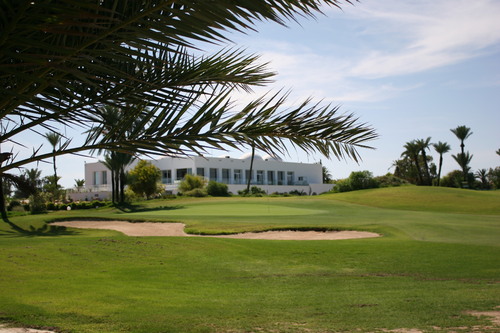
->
50, 221, 380, 240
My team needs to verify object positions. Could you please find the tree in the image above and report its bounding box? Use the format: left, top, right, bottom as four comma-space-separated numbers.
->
415, 137, 432, 185
450, 125, 473, 155
475, 169, 490, 190
433, 141, 451, 186
1, 1, 377, 221
14, 169, 42, 199
450, 125, 473, 182
322, 166, 333, 183
402, 140, 424, 185
74, 179, 85, 190
128, 160, 161, 199
452, 152, 473, 187
488, 167, 500, 189
44, 132, 62, 194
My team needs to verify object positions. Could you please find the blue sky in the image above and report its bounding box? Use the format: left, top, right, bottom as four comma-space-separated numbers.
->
10, 0, 500, 188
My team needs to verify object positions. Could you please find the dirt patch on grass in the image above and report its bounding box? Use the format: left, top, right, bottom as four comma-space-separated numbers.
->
50, 221, 380, 240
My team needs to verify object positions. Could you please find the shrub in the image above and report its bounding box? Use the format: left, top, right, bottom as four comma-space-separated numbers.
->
440, 170, 475, 188
289, 189, 307, 196
7, 200, 22, 211
332, 178, 352, 193
238, 186, 267, 196
206, 181, 229, 197
178, 174, 206, 193
333, 170, 379, 193
488, 167, 500, 189
183, 188, 207, 197
28, 193, 47, 214
374, 173, 409, 187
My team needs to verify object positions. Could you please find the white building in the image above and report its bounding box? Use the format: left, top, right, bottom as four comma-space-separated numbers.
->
71, 153, 333, 200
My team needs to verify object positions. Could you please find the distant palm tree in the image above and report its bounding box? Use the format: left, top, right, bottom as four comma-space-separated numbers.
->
450, 126, 473, 182
402, 140, 424, 185
450, 125, 473, 155
475, 169, 489, 189
322, 166, 333, 183
496, 148, 500, 156
74, 179, 85, 189
452, 152, 473, 186
433, 141, 451, 186
45, 132, 62, 194
415, 137, 432, 185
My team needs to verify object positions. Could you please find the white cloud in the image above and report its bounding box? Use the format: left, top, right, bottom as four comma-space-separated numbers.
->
346, 0, 500, 78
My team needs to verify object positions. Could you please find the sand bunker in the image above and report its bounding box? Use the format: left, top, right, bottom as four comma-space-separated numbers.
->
51, 221, 380, 240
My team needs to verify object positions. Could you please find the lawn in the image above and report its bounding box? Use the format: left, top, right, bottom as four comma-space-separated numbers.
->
0, 187, 499, 332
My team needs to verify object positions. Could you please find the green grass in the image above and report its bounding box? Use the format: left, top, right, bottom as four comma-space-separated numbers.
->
0, 187, 499, 332
328, 186, 500, 215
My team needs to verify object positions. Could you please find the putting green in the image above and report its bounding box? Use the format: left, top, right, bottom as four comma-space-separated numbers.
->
133, 203, 326, 217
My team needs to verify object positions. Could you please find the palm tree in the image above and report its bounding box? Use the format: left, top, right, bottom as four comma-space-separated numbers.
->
432, 141, 451, 186
0, 1, 377, 220
415, 137, 432, 185
74, 179, 85, 190
450, 125, 473, 155
322, 166, 333, 183
45, 132, 62, 197
475, 169, 489, 189
452, 152, 473, 186
450, 125, 473, 182
402, 140, 424, 185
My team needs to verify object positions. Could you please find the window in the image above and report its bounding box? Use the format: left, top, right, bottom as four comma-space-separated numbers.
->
245, 169, 253, 184
93, 171, 100, 185
287, 171, 294, 185
209, 168, 218, 181
93, 171, 107, 185
234, 169, 242, 184
176, 168, 191, 180
162, 170, 172, 184
222, 169, 230, 184
256, 170, 264, 184
267, 171, 275, 185
277, 171, 284, 185
196, 168, 205, 177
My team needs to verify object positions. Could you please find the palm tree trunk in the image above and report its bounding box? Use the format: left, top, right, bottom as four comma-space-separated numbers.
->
421, 151, 431, 185
0, 175, 8, 222
413, 154, 424, 185
437, 155, 443, 186
246, 143, 255, 193
110, 169, 116, 204
52, 151, 58, 189
119, 168, 126, 204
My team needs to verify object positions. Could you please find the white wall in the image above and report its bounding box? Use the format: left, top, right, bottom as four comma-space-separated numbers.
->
83, 154, 328, 197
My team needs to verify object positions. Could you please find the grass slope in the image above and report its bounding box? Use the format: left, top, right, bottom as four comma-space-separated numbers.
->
0, 188, 499, 332
327, 186, 500, 215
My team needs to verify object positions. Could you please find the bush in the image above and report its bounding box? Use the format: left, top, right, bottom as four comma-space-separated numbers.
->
206, 181, 229, 197
440, 170, 475, 189
7, 200, 22, 211
289, 189, 307, 196
488, 167, 500, 189
238, 186, 266, 197
333, 170, 379, 193
374, 173, 409, 187
28, 193, 47, 214
183, 188, 207, 197
178, 174, 206, 193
